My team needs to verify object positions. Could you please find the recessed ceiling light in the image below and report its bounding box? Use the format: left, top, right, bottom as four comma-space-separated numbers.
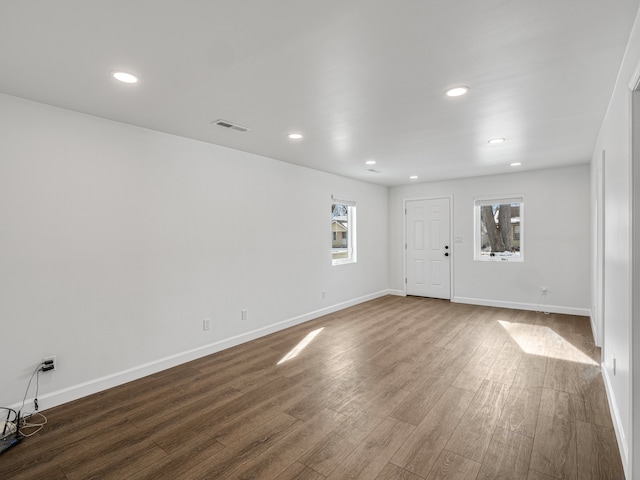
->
444, 86, 469, 97
409, 175, 419, 180
488, 138, 506, 144
288, 133, 303, 140
365, 160, 376, 165
510, 162, 522, 167
112, 71, 138, 84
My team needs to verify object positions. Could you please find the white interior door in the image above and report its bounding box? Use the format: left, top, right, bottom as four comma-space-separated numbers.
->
406, 198, 451, 299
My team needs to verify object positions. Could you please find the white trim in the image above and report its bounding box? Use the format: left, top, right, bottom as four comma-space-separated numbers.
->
450, 196, 456, 300
630, 69, 640, 480
12, 289, 394, 413
331, 195, 356, 207
473, 194, 524, 205
452, 296, 590, 317
628, 55, 640, 90
403, 200, 407, 295
603, 364, 630, 479
589, 310, 598, 347
387, 289, 406, 296
594, 151, 605, 347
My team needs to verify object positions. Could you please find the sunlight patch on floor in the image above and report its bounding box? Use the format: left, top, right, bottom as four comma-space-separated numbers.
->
498, 320, 597, 365
277, 327, 324, 365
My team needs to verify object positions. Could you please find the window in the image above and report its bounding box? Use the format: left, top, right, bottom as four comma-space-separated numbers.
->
331, 199, 356, 265
475, 195, 523, 262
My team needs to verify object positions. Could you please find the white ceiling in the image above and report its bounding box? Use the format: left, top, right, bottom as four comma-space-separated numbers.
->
1, 1, 638, 186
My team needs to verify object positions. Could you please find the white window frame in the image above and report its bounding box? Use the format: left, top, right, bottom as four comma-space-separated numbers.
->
474, 194, 524, 262
331, 197, 357, 266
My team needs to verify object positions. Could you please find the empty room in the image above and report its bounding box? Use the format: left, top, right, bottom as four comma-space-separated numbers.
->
1, 1, 640, 479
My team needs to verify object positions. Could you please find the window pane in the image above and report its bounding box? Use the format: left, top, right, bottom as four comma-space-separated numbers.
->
476, 199, 522, 261
332, 202, 356, 264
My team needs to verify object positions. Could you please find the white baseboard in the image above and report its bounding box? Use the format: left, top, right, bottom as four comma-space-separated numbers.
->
451, 296, 590, 317
14, 289, 394, 413
602, 365, 630, 479
386, 289, 405, 296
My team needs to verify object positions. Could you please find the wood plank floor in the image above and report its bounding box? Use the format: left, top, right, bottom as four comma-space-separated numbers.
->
0, 296, 625, 480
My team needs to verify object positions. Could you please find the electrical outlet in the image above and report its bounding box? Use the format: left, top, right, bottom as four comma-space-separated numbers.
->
42, 355, 56, 372
241, 309, 248, 321
322, 290, 326, 300
203, 318, 211, 331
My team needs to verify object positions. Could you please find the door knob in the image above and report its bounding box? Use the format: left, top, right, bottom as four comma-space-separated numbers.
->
444, 252, 449, 257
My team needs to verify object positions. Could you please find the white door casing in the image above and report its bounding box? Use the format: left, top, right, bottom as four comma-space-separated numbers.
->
405, 198, 451, 299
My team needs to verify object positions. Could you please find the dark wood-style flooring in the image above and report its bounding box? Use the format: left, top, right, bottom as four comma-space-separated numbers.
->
0, 296, 624, 479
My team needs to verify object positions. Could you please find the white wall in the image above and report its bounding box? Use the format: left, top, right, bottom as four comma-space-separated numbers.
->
389, 166, 591, 315
590, 10, 640, 477
0, 93, 389, 410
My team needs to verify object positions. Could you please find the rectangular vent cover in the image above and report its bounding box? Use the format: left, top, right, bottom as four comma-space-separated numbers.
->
212, 119, 250, 133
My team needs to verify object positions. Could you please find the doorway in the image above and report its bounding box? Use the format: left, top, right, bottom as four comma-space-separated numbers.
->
405, 197, 452, 299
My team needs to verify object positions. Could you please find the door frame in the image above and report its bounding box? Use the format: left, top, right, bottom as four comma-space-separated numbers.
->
594, 150, 605, 348
403, 195, 454, 299
629, 68, 640, 480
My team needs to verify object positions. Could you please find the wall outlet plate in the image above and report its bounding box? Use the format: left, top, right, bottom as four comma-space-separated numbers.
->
42, 355, 56, 372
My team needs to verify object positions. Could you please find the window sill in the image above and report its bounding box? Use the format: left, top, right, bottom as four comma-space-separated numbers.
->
475, 256, 523, 263
332, 259, 356, 266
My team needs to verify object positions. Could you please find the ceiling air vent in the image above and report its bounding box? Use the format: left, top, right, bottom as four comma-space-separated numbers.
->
212, 119, 250, 133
